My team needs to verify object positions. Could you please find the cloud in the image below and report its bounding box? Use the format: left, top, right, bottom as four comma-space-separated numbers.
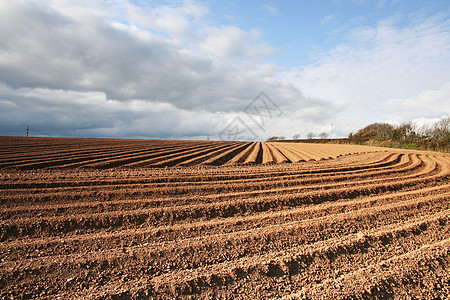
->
412, 114, 450, 131
119, 0, 209, 40
0, 1, 276, 108
200, 26, 273, 59
0, 85, 223, 139
0, 83, 333, 140
382, 82, 450, 121
294, 14, 450, 130
260, 4, 280, 16
1, 1, 447, 140
320, 14, 337, 26
0, 0, 337, 139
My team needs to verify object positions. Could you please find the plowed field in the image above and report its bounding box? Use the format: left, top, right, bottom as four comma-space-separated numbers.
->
0, 136, 449, 299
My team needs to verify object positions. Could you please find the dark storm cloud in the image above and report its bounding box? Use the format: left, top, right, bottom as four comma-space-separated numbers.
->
0, 1, 335, 139
0, 85, 223, 138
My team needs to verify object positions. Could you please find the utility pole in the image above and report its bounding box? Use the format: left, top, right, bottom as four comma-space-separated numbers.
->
26, 125, 29, 137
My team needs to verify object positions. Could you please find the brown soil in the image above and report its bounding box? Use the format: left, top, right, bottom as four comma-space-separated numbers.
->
0, 137, 449, 299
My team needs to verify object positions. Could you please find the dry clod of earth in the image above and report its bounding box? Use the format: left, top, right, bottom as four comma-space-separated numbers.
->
0, 136, 449, 299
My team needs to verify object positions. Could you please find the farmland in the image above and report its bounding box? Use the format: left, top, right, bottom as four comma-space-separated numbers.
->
0, 136, 449, 299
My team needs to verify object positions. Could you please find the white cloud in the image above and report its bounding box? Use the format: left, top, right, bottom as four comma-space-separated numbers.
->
260, 4, 280, 16
320, 14, 337, 26
293, 14, 450, 130
200, 26, 273, 59
0, 1, 332, 139
1, 1, 447, 140
412, 114, 450, 131
0, 1, 275, 104
119, 0, 209, 40
382, 82, 450, 120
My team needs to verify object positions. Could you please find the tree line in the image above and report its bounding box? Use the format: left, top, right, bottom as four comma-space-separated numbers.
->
266, 116, 449, 152
348, 116, 450, 152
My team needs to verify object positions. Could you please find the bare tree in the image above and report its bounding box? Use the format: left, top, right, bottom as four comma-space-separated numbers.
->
319, 132, 328, 139
432, 117, 450, 141
392, 122, 413, 141
267, 136, 286, 142
307, 132, 315, 139
378, 123, 394, 139
293, 133, 300, 141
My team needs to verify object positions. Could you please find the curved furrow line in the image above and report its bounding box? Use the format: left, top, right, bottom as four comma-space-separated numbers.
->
175, 143, 242, 167
202, 142, 253, 166
434, 153, 450, 172
261, 142, 275, 164
285, 238, 450, 300
41, 154, 443, 200
121, 143, 227, 168
1, 194, 448, 297
224, 142, 258, 165
51, 144, 193, 169
281, 142, 360, 160
0, 153, 406, 204
278, 142, 374, 159
2, 184, 448, 257
285, 143, 340, 159
0, 144, 138, 166
12, 146, 179, 170
55, 208, 448, 299
144, 143, 241, 168
1, 160, 447, 241
0, 153, 428, 218
0, 138, 187, 152
0, 151, 394, 189
0, 145, 143, 169
295, 146, 333, 160
148, 212, 450, 299
243, 142, 262, 164
83, 143, 219, 169
0, 153, 437, 219
1, 140, 251, 170
0, 137, 136, 155
0, 139, 198, 169
1, 136, 449, 299
266, 142, 290, 163
279, 143, 323, 161
272, 144, 306, 163
0, 153, 424, 217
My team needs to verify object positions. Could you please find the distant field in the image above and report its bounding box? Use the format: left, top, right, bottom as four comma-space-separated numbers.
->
0, 137, 378, 169
0, 137, 449, 299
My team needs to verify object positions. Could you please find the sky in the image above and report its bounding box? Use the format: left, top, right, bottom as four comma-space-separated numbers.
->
0, 0, 449, 140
